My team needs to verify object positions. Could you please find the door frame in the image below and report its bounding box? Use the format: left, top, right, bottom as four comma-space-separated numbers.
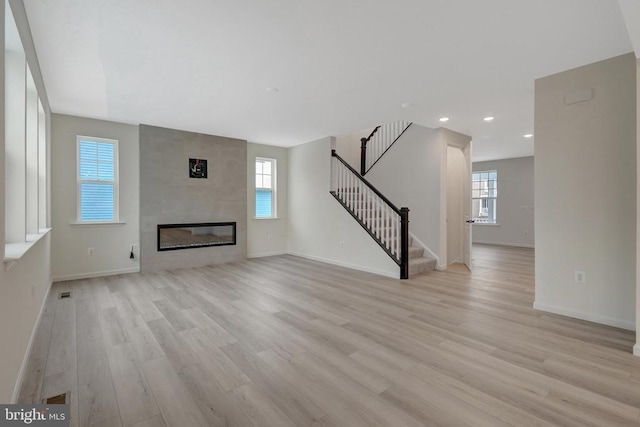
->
441, 130, 473, 271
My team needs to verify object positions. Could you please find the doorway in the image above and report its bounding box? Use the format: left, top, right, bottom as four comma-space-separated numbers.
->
445, 141, 473, 270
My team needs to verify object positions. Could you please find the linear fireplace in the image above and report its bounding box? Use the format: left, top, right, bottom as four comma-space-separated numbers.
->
157, 222, 236, 251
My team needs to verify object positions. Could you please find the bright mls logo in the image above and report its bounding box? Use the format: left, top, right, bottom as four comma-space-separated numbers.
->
0, 405, 69, 426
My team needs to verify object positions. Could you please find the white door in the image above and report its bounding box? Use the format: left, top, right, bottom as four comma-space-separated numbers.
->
463, 140, 473, 270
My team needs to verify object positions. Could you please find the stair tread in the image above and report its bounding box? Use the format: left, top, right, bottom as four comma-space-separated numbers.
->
409, 257, 437, 264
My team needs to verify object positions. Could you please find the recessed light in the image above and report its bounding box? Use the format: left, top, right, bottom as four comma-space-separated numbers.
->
524, 134, 533, 138
266, 87, 279, 93
483, 116, 495, 122
439, 117, 450, 122
401, 102, 413, 109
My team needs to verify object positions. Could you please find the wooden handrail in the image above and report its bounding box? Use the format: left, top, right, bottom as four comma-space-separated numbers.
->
360, 121, 411, 176
360, 126, 380, 175
362, 126, 381, 144
332, 150, 401, 214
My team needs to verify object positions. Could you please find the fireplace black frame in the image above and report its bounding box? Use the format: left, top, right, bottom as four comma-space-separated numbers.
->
157, 222, 237, 251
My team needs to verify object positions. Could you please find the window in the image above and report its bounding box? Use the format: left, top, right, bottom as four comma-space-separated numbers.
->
255, 157, 276, 218
77, 136, 119, 222
4, 0, 49, 260
472, 170, 497, 224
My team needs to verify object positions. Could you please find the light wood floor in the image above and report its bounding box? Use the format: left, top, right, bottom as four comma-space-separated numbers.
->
18, 244, 640, 426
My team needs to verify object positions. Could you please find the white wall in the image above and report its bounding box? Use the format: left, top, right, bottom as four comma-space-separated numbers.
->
535, 53, 636, 330
472, 156, 535, 248
288, 137, 399, 277
636, 58, 640, 355
51, 114, 140, 280
0, 0, 53, 403
365, 124, 450, 267
447, 146, 464, 263
247, 143, 288, 257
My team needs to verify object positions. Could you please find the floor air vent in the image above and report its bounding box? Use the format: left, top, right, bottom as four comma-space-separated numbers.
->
59, 291, 71, 299
43, 392, 68, 404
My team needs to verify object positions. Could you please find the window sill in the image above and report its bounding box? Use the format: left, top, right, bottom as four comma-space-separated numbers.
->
70, 220, 127, 226
253, 217, 280, 220
474, 222, 500, 226
4, 228, 52, 270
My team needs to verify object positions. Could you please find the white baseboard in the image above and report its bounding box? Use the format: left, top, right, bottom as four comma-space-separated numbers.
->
533, 301, 635, 331
473, 240, 534, 249
12, 280, 53, 403
287, 251, 399, 279
247, 250, 288, 259
634, 344, 640, 357
53, 267, 140, 282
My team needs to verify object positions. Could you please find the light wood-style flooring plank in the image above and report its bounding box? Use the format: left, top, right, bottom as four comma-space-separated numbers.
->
142, 357, 209, 427
106, 343, 160, 426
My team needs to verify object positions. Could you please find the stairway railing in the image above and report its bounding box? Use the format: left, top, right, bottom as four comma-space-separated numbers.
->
330, 149, 409, 279
360, 121, 412, 175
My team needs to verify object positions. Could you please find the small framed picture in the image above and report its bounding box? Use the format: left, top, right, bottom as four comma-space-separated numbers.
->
189, 158, 207, 178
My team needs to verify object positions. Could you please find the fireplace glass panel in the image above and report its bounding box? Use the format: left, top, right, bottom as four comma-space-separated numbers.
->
158, 222, 236, 251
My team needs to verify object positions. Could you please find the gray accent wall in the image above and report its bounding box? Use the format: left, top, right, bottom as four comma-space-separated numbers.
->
140, 125, 247, 272
472, 156, 535, 248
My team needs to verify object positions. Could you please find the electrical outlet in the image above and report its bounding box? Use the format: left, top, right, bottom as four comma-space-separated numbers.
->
574, 270, 586, 284
88, 247, 95, 256
131, 244, 139, 254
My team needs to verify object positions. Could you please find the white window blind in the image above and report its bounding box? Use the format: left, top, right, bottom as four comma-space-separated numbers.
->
77, 136, 119, 222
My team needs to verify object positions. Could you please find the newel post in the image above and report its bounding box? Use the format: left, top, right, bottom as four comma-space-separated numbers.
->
360, 138, 367, 176
400, 207, 410, 279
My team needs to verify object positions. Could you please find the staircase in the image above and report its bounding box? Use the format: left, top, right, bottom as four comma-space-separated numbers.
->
330, 147, 436, 279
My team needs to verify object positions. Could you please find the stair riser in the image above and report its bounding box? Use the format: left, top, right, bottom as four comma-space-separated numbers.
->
409, 258, 437, 276
409, 246, 424, 259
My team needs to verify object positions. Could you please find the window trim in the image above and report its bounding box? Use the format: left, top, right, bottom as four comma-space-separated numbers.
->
255, 157, 277, 219
76, 135, 120, 224
472, 170, 497, 224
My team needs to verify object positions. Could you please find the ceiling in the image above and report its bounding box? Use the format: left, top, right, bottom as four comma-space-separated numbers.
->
23, 0, 634, 161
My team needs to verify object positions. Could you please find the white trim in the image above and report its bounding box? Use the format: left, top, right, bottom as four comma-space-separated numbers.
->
533, 301, 635, 331
473, 223, 501, 226
247, 250, 288, 258
255, 157, 277, 219
472, 240, 534, 249
12, 280, 53, 403
4, 229, 51, 267
69, 221, 127, 226
53, 266, 139, 282
287, 251, 399, 279
634, 344, 640, 357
